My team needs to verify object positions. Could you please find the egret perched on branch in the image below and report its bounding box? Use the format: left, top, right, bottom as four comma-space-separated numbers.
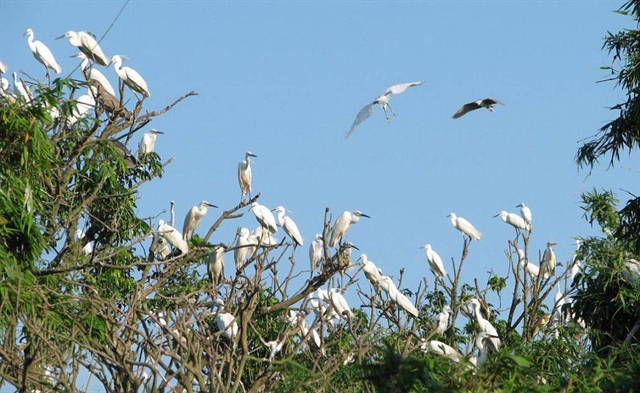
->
110, 55, 150, 98
516, 203, 533, 231
494, 211, 528, 232
541, 242, 557, 278
379, 276, 419, 317
347, 80, 424, 138
58, 31, 109, 66
421, 244, 447, 279
213, 299, 238, 340
67, 89, 96, 125
358, 254, 383, 291
435, 306, 452, 335
138, 129, 164, 157
329, 210, 370, 247
234, 227, 252, 270
238, 151, 257, 198
423, 340, 463, 363
452, 98, 504, 119
448, 213, 482, 240
249, 226, 278, 247
208, 245, 226, 285
12, 73, 31, 102
72, 52, 115, 96
570, 240, 582, 281
251, 202, 277, 234
309, 234, 324, 270
157, 219, 188, 254
468, 298, 500, 349
183, 200, 217, 241
274, 206, 303, 247
516, 248, 539, 278
75, 229, 93, 256
150, 201, 174, 260
24, 29, 61, 77
0, 60, 6, 74
329, 288, 354, 319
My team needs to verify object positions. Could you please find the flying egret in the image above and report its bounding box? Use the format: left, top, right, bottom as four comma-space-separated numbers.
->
329, 210, 370, 247
435, 305, 452, 335
157, 219, 188, 254
448, 213, 482, 240
516, 203, 533, 231
274, 206, 304, 247
12, 73, 31, 102
251, 202, 277, 234
422, 244, 447, 279
67, 89, 96, 126
213, 299, 238, 340
58, 31, 109, 66
75, 229, 93, 256
0, 60, 6, 74
494, 211, 528, 232
183, 200, 218, 241
452, 98, 504, 119
24, 29, 61, 77
424, 340, 463, 363
468, 298, 500, 349
359, 254, 384, 291
516, 249, 539, 278
138, 129, 164, 157
379, 275, 419, 317
208, 245, 226, 286
234, 227, 252, 270
309, 234, 324, 271
347, 80, 424, 138
72, 52, 115, 96
110, 55, 150, 98
238, 151, 257, 198
541, 242, 557, 278
329, 288, 354, 319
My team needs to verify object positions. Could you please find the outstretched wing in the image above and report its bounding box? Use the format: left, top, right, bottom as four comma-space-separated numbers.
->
452, 102, 481, 119
482, 98, 505, 106
346, 102, 375, 139
384, 80, 424, 96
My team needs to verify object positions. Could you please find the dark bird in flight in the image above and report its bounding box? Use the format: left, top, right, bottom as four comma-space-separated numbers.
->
452, 98, 504, 119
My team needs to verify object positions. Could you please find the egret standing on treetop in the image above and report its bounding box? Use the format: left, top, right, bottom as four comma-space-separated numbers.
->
238, 151, 257, 199
72, 52, 115, 96
347, 80, 424, 138
274, 206, 303, 247
448, 213, 482, 240
309, 234, 323, 271
329, 210, 370, 247
110, 55, 150, 98
208, 245, 226, 285
516, 203, 533, 231
378, 275, 419, 317
494, 211, 528, 232
424, 340, 463, 363
138, 129, 164, 157
24, 29, 61, 78
157, 219, 188, 254
12, 72, 31, 103
251, 202, 277, 234
67, 89, 96, 126
57, 31, 109, 66
183, 200, 217, 240
516, 249, 539, 278
329, 288, 354, 319
358, 254, 383, 290
234, 227, 252, 270
468, 298, 501, 349
434, 306, 452, 335
212, 299, 238, 341
422, 244, 447, 279
541, 241, 557, 278
0, 60, 7, 74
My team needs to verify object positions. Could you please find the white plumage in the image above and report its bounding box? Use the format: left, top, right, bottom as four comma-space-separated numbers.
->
208, 246, 225, 285
329, 288, 354, 319
138, 129, 164, 157
424, 340, 463, 363
329, 210, 370, 247
423, 244, 447, 279
494, 210, 528, 231
12, 73, 31, 102
251, 202, 277, 234
468, 298, 500, 350
309, 234, 324, 270
359, 254, 383, 290
234, 227, 252, 270
517, 249, 539, 278
448, 213, 482, 240
274, 206, 303, 247
435, 305, 452, 335
183, 200, 217, 240
213, 299, 238, 340
73, 52, 115, 96
24, 29, 61, 75
378, 275, 419, 317
58, 31, 109, 66
157, 219, 189, 254
541, 241, 557, 278
516, 203, 533, 231
67, 89, 96, 125
237, 151, 257, 197
110, 55, 150, 98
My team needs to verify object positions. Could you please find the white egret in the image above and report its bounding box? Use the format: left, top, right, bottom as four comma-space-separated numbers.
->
516, 203, 533, 231
12, 73, 31, 102
274, 206, 304, 247
24, 29, 61, 76
0, 77, 10, 99
262, 338, 285, 362
379, 275, 419, 317
157, 219, 188, 254
422, 244, 447, 279
309, 234, 324, 270
329, 210, 370, 247
138, 129, 164, 157
72, 52, 115, 96
329, 288, 354, 319
251, 202, 277, 234
183, 200, 217, 240
249, 226, 278, 246
358, 254, 383, 291
623, 258, 640, 285
110, 55, 150, 98
424, 340, 463, 363
469, 332, 490, 367
0, 60, 6, 74
448, 213, 482, 240
570, 240, 582, 281
75, 229, 93, 256
213, 299, 238, 340
150, 202, 173, 260
305, 288, 331, 319
234, 227, 252, 270
452, 98, 504, 119
67, 89, 96, 125
541, 241, 557, 278
516, 249, 539, 278
554, 286, 565, 319
208, 245, 225, 285
58, 31, 109, 66
468, 298, 500, 349
237, 151, 257, 198
347, 80, 424, 138
494, 211, 528, 232
435, 305, 452, 335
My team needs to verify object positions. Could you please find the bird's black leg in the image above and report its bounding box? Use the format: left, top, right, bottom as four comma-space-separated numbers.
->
388, 104, 396, 117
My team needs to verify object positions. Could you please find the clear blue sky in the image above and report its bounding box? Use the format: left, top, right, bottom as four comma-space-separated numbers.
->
1, 0, 638, 321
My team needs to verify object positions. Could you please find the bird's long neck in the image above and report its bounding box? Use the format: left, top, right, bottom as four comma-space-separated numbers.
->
26, 34, 35, 50
81, 57, 89, 70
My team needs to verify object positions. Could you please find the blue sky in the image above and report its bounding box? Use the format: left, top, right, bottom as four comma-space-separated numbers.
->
1, 1, 638, 320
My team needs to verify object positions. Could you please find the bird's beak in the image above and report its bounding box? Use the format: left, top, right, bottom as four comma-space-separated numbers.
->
156, 131, 165, 134
70, 53, 81, 59
23, 32, 28, 37
205, 203, 218, 208
360, 213, 371, 219
249, 153, 257, 158
550, 242, 557, 246
492, 213, 500, 218
56, 34, 65, 40
351, 244, 360, 251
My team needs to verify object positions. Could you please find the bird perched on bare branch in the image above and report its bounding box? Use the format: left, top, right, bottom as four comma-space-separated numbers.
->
452, 98, 504, 119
